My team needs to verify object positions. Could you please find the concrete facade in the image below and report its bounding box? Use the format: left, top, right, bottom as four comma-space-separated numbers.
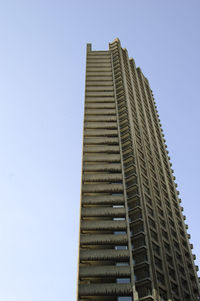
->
77, 39, 200, 301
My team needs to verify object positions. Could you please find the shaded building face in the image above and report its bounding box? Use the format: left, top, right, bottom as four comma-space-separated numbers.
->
77, 39, 200, 301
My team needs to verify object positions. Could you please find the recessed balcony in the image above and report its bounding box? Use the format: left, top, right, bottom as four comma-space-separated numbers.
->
79, 265, 131, 278
81, 220, 126, 231
83, 163, 122, 173
82, 195, 124, 206
80, 249, 130, 262
81, 207, 125, 218
79, 283, 132, 296
82, 184, 123, 194
83, 173, 122, 183
80, 234, 128, 246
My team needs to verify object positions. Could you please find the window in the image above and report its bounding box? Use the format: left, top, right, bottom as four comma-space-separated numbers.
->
131, 222, 144, 235
184, 293, 190, 300
157, 271, 165, 284
156, 197, 162, 207
116, 262, 129, 266
171, 282, 178, 296
169, 267, 176, 280
129, 209, 142, 222
159, 217, 166, 227
176, 252, 182, 262
162, 229, 168, 240
112, 193, 123, 196
152, 242, 160, 256
151, 229, 158, 241
148, 217, 156, 229
143, 185, 150, 195
117, 278, 131, 284
154, 256, 162, 270
166, 254, 173, 266
133, 252, 147, 264
147, 206, 154, 217
128, 198, 140, 210
118, 297, 132, 301
132, 236, 145, 249
142, 176, 149, 186
164, 242, 171, 253
115, 246, 128, 250
137, 284, 152, 297
159, 288, 167, 301
171, 229, 177, 239
145, 194, 152, 205
158, 207, 164, 217
135, 265, 149, 280
168, 218, 175, 227
173, 240, 180, 251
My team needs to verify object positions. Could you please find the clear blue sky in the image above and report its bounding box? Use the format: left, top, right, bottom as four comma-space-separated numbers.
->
0, 1, 199, 300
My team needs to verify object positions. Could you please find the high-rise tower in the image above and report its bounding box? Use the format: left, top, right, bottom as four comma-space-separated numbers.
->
77, 39, 199, 301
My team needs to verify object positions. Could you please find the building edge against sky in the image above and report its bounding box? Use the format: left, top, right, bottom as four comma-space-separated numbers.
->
77, 38, 200, 301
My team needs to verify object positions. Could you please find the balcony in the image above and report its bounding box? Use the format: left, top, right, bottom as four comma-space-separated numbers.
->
81, 220, 126, 231
85, 103, 115, 110
85, 109, 116, 116
131, 233, 146, 250
128, 207, 142, 223
85, 97, 115, 104
134, 264, 150, 283
125, 175, 137, 189
82, 184, 123, 194
86, 71, 113, 77
84, 137, 118, 145
86, 69, 112, 75
86, 79, 113, 86
83, 173, 122, 183
126, 183, 139, 198
84, 154, 121, 163
79, 265, 131, 278
84, 122, 117, 129
81, 207, 125, 218
82, 195, 124, 206
84, 129, 118, 137
86, 86, 113, 92
80, 234, 128, 246
80, 249, 129, 262
133, 250, 147, 266
136, 279, 152, 300
79, 283, 132, 296
83, 163, 122, 173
